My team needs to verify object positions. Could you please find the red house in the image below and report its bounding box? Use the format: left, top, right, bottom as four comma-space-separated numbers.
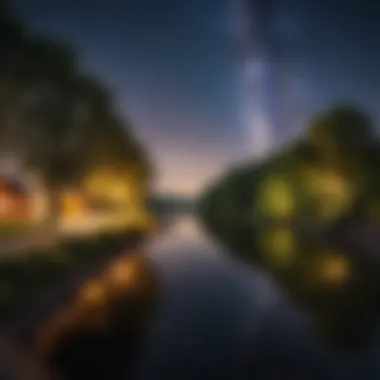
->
0, 178, 31, 222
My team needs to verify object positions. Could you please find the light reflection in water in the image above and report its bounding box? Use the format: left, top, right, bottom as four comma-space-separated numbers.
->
79, 279, 108, 307
106, 257, 140, 290
131, 215, 287, 379
143, 215, 283, 316
34, 215, 284, 379
144, 216, 224, 261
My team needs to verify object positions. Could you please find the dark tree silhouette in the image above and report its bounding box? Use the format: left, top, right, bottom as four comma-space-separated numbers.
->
197, 103, 380, 353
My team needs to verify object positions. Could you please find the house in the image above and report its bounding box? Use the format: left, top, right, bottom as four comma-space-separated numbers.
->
0, 178, 31, 221
60, 189, 87, 217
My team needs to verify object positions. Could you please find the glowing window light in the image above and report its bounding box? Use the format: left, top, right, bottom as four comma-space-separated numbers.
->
262, 228, 296, 267
106, 256, 139, 290
303, 168, 354, 220
79, 279, 107, 306
85, 170, 136, 202
320, 254, 350, 284
61, 192, 85, 216
258, 175, 295, 218
110, 182, 127, 201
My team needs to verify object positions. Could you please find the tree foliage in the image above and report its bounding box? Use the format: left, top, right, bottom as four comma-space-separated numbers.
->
197, 104, 380, 352
0, 4, 150, 190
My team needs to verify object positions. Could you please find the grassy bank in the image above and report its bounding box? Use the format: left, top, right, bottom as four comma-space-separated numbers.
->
0, 228, 146, 324
0, 221, 41, 238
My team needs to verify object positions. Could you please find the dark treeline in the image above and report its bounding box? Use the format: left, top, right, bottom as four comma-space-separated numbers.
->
0, 5, 155, 379
198, 104, 380, 353
0, 3, 150, 216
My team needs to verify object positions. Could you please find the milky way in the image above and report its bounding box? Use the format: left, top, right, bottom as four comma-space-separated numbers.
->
235, 0, 293, 157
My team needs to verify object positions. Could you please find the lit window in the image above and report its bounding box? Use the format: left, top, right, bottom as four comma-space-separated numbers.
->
303, 168, 353, 220
258, 175, 295, 218
79, 279, 107, 306
320, 253, 350, 284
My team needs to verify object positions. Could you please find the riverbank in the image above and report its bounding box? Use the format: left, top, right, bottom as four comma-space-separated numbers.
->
0, 213, 173, 379
0, 228, 148, 343
0, 209, 155, 257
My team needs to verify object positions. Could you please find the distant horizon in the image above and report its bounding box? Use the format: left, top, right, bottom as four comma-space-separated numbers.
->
151, 192, 196, 201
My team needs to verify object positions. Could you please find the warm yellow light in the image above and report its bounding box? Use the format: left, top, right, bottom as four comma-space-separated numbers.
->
107, 256, 139, 289
324, 174, 346, 197
109, 182, 130, 202
321, 254, 350, 283
263, 228, 296, 267
61, 191, 85, 216
85, 169, 136, 202
303, 167, 353, 220
79, 279, 107, 306
258, 175, 295, 218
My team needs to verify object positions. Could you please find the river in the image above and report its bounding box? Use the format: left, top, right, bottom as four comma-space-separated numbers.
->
8, 214, 380, 379
36, 215, 281, 380
134, 215, 380, 380
134, 215, 301, 379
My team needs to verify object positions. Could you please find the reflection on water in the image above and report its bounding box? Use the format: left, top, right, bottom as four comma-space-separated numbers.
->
137, 216, 380, 380
30, 215, 380, 379
34, 251, 158, 380
134, 216, 284, 380
145, 215, 280, 311
145, 216, 223, 260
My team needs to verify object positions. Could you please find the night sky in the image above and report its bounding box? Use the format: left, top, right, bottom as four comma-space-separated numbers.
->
11, 0, 380, 195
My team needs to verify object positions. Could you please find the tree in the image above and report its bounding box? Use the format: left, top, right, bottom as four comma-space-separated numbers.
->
197, 104, 380, 352
306, 103, 375, 176
0, 1, 25, 48
0, 6, 151, 228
